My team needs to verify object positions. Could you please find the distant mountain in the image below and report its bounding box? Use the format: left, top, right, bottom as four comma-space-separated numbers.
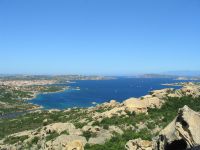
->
137, 74, 177, 78
163, 71, 200, 77
137, 72, 200, 80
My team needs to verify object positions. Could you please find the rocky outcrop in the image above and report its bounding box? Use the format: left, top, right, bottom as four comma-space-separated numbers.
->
91, 83, 200, 119
0, 122, 85, 150
151, 89, 173, 99
82, 125, 123, 145
93, 106, 126, 120
181, 84, 200, 98
66, 140, 85, 150
45, 135, 86, 150
93, 95, 163, 120
154, 105, 200, 150
125, 138, 152, 150
87, 129, 112, 145
166, 83, 200, 98
123, 96, 161, 113
43, 122, 82, 135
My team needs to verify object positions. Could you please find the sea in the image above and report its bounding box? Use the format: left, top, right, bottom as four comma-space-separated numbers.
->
29, 78, 187, 109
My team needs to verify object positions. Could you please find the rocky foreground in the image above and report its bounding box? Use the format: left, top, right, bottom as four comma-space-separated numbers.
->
0, 82, 200, 150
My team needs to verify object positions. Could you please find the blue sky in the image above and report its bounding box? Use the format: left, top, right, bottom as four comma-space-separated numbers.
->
0, 0, 200, 75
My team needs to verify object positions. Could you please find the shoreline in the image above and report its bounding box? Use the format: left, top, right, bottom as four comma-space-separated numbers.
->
3, 80, 199, 116
27, 81, 196, 111
26, 86, 81, 110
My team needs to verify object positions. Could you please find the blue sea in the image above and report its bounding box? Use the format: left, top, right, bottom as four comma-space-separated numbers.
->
29, 78, 185, 109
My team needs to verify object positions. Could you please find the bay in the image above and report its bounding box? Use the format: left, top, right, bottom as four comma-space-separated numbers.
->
29, 78, 185, 109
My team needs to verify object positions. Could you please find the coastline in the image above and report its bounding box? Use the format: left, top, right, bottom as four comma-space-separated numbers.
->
27, 80, 194, 110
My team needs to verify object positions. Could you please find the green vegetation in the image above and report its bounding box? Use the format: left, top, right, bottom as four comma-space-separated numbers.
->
4, 135, 28, 144
92, 113, 147, 127
23, 136, 41, 149
46, 131, 60, 141
60, 130, 69, 135
37, 85, 66, 93
46, 130, 69, 141
0, 86, 35, 114
0, 84, 67, 115
85, 129, 152, 150
92, 96, 200, 129
82, 131, 97, 141
0, 108, 89, 139
30, 136, 40, 144
74, 122, 88, 129
85, 96, 200, 150
148, 96, 200, 128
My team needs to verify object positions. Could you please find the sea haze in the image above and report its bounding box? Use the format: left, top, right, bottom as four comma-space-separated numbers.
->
29, 78, 185, 109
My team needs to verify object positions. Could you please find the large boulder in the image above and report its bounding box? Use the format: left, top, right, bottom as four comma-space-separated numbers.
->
88, 129, 112, 145
123, 98, 148, 113
93, 107, 126, 119
45, 134, 86, 150
154, 105, 200, 150
123, 96, 161, 113
151, 89, 173, 99
66, 140, 84, 150
43, 122, 82, 135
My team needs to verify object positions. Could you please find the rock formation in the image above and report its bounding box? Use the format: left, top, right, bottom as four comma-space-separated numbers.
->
0, 122, 86, 150
123, 96, 161, 113
154, 105, 200, 150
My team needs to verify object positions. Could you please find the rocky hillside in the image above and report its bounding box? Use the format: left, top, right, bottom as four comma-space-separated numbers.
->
0, 82, 200, 150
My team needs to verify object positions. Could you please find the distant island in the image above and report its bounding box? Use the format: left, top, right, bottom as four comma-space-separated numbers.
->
137, 73, 200, 81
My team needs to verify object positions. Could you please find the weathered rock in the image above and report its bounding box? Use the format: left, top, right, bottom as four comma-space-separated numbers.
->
93, 107, 126, 119
123, 98, 148, 113
0, 122, 84, 150
43, 122, 82, 135
123, 96, 161, 113
82, 125, 122, 145
45, 134, 86, 150
135, 122, 147, 132
82, 125, 101, 133
98, 100, 120, 108
108, 125, 124, 135
66, 140, 84, 150
151, 89, 173, 99
181, 85, 200, 98
154, 105, 200, 150
125, 138, 152, 150
88, 129, 112, 145
167, 83, 200, 98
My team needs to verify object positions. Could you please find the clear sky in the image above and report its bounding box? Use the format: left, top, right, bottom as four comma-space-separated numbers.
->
0, 0, 200, 75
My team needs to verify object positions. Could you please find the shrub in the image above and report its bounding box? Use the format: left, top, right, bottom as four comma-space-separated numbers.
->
82, 131, 97, 141
46, 131, 59, 141
4, 135, 28, 144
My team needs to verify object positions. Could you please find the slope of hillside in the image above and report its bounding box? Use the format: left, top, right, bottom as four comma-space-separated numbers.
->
0, 82, 200, 150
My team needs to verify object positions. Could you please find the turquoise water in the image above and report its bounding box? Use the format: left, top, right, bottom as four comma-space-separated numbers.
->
29, 78, 184, 109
